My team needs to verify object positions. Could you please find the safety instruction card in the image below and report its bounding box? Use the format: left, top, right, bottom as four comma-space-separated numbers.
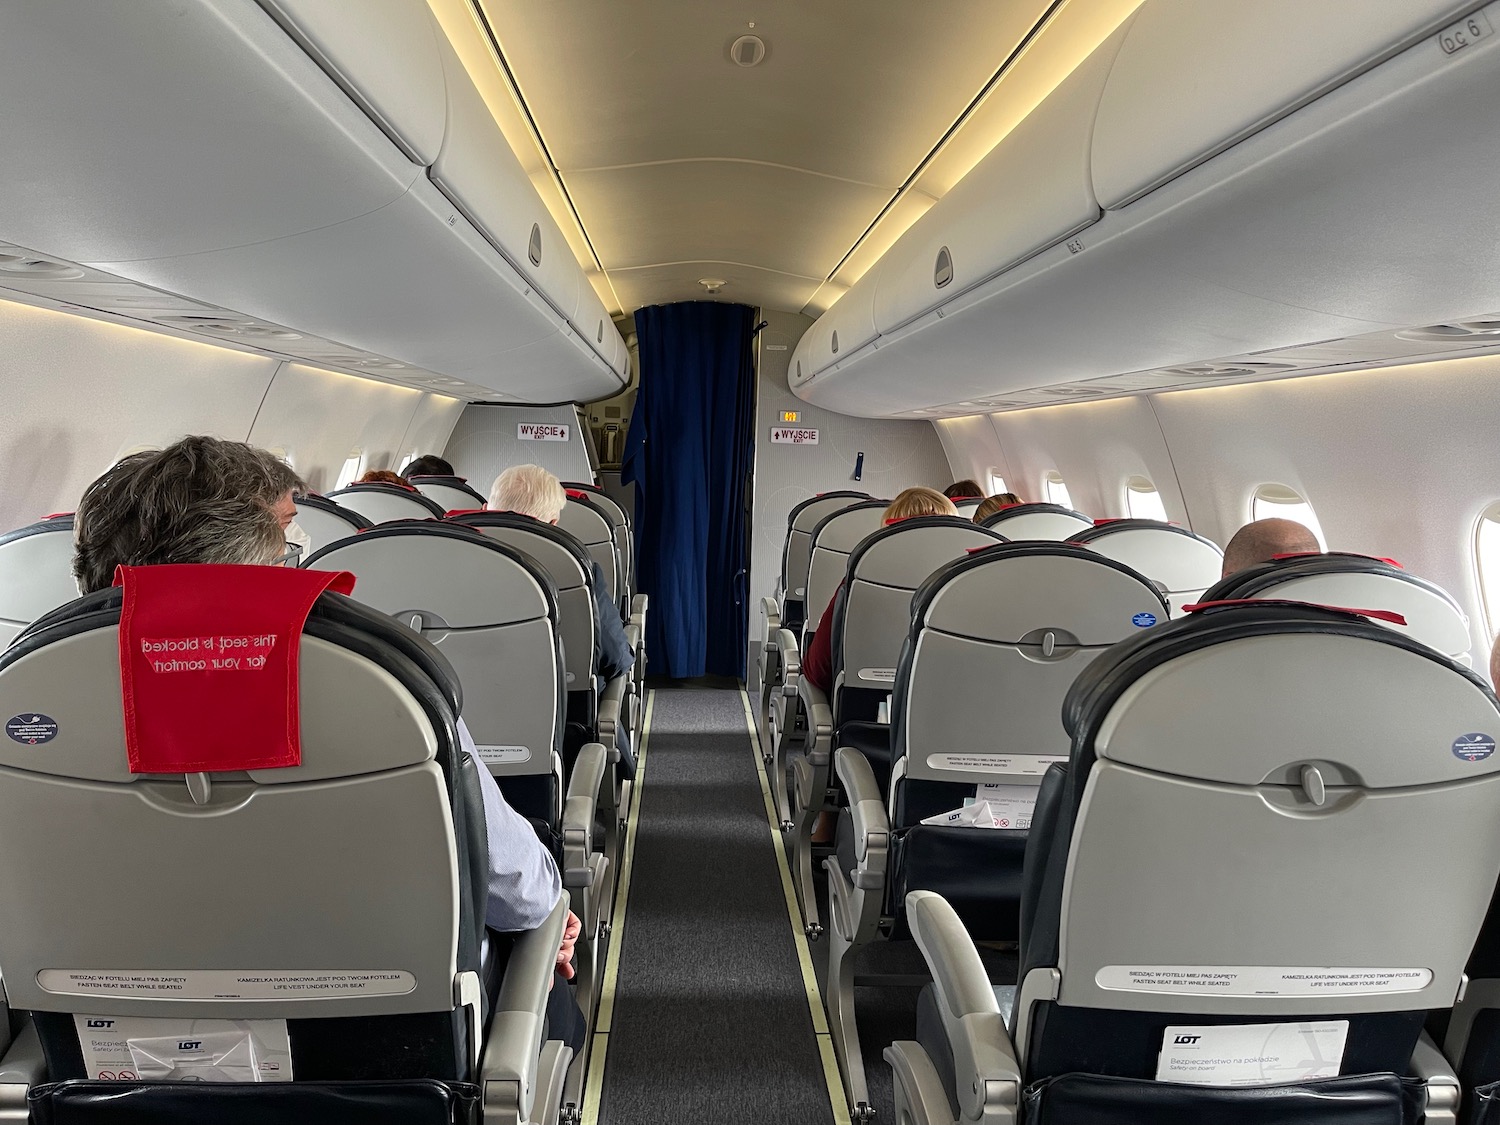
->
1155, 1020, 1348, 1085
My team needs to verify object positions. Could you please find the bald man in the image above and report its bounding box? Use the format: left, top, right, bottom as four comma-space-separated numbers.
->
1220, 518, 1321, 578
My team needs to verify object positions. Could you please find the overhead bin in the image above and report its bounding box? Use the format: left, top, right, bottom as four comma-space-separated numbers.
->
869, 21, 1125, 338
792, 0, 1500, 417
1092, 0, 1481, 209
0, 0, 625, 403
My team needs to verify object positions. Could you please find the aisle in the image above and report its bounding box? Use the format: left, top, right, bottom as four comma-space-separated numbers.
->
587, 686, 844, 1123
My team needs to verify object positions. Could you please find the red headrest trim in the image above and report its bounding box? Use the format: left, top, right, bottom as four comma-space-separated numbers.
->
565, 489, 590, 502
43, 512, 73, 520
443, 508, 487, 518
115, 564, 356, 774
1093, 518, 1122, 525
1182, 598, 1407, 626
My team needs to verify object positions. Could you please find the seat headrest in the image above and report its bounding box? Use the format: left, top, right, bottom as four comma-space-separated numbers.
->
1061, 600, 1497, 788
912, 542, 1168, 644
844, 515, 1007, 588
293, 493, 373, 529
327, 483, 446, 518
808, 501, 890, 553
446, 511, 594, 583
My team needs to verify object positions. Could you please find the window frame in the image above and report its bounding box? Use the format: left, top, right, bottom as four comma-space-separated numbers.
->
1249, 483, 1328, 551
1125, 476, 1168, 522
1044, 472, 1072, 509
334, 451, 365, 491
1474, 504, 1500, 640
988, 470, 1007, 496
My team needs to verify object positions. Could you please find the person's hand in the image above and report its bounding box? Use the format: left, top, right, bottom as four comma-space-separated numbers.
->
556, 910, 582, 982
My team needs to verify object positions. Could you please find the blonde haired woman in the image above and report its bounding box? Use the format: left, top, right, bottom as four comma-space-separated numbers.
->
802, 487, 957, 693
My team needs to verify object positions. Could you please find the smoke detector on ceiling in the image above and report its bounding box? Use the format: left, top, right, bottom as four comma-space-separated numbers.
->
699, 277, 727, 294
730, 34, 766, 67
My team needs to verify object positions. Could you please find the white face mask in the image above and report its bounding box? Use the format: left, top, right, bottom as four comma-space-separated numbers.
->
283, 519, 312, 554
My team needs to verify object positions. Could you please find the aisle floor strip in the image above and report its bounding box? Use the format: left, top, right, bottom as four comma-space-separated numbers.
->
581, 688, 655, 1125
740, 689, 853, 1125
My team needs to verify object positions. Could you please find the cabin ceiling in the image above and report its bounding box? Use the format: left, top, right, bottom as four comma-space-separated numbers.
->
470, 0, 1063, 317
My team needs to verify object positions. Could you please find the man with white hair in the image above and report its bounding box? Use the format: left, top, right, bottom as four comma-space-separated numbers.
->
489, 464, 635, 692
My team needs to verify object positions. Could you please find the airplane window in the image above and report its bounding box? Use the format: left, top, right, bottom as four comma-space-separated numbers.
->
1251, 484, 1327, 550
988, 471, 1007, 495
334, 452, 364, 490
1125, 477, 1168, 521
1475, 507, 1500, 639
1044, 474, 1071, 509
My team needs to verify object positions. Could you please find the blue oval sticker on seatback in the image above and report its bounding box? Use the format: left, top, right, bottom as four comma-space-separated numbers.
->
1131, 612, 1158, 628
1453, 733, 1496, 762
6, 714, 58, 745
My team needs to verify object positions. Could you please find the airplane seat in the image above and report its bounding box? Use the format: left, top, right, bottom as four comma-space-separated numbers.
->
0, 566, 572, 1124
406, 475, 486, 514
1203, 551, 1473, 666
326, 482, 446, 524
446, 512, 633, 928
1068, 518, 1224, 614
0, 515, 81, 651
823, 542, 1166, 1117
980, 501, 1095, 541
888, 601, 1500, 1125
786, 514, 1004, 946
950, 497, 984, 517
758, 491, 870, 756
291, 494, 372, 556
561, 483, 634, 596
557, 491, 622, 620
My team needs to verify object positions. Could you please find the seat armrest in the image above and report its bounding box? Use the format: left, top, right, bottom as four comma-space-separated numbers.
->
0, 1019, 46, 1085
564, 742, 609, 875
761, 596, 781, 636
906, 889, 1021, 1123
598, 673, 629, 754
1409, 1029, 1460, 1120
775, 627, 801, 683
797, 674, 832, 764
630, 593, 648, 625
835, 747, 888, 868
624, 622, 641, 653
482, 899, 570, 1122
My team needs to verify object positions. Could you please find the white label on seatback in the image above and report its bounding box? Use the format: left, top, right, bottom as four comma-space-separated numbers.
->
1095, 965, 1432, 997
73, 1014, 292, 1082
1155, 1020, 1348, 1085
857, 667, 896, 682
925, 753, 1066, 776
40, 969, 416, 1000
474, 745, 531, 765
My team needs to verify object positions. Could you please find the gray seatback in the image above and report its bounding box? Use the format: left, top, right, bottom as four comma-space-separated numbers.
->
0, 616, 461, 1021
0, 519, 79, 651
1069, 520, 1223, 614
783, 493, 871, 606
1049, 611, 1500, 1029
305, 525, 563, 781
557, 497, 619, 612
327, 484, 444, 524
566, 484, 632, 594
898, 545, 1168, 791
292, 497, 369, 556
982, 504, 1095, 541
838, 518, 1006, 692
410, 480, 484, 514
453, 517, 597, 697
951, 497, 983, 517
804, 503, 889, 636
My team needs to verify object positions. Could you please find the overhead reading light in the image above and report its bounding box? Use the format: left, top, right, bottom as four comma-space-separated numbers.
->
729, 34, 766, 67
699, 277, 727, 294
0, 251, 84, 280
1398, 319, 1500, 341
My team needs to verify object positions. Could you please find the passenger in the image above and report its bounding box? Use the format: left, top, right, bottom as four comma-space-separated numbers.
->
488, 464, 636, 771
942, 479, 984, 501
801, 487, 959, 695
1220, 517, 1321, 578
356, 468, 411, 487
72, 436, 583, 1040
973, 492, 1022, 522
402, 454, 455, 477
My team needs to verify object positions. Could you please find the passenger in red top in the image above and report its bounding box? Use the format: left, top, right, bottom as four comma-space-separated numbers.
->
802, 486, 959, 695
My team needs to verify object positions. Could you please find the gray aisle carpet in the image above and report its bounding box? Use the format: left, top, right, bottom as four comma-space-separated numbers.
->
599, 686, 836, 1124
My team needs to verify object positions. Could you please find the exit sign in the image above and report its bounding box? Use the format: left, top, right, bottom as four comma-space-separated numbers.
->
771, 427, 819, 445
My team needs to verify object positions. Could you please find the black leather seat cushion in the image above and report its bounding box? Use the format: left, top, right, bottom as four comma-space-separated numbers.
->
28, 1079, 480, 1125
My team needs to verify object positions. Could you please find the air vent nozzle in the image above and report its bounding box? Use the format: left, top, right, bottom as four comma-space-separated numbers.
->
0, 251, 84, 279
1398, 319, 1500, 341
730, 34, 766, 67
934, 246, 953, 289
528, 224, 542, 267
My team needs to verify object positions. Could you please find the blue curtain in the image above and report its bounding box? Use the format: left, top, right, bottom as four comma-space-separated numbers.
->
622, 302, 755, 679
